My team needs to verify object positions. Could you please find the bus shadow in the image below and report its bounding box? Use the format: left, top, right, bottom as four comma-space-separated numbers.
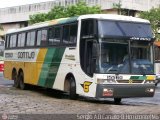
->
13, 85, 157, 106
22, 85, 124, 105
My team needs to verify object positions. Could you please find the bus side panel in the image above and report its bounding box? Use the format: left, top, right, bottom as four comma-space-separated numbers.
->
37, 47, 65, 88
25, 48, 48, 85
24, 62, 37, 85
4, 60, 25, 80
4, 61, 13, 80
53, 48, 97, 98
53, 48, 76, 90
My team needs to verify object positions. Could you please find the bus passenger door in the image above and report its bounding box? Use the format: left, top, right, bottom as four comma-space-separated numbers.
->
84, 40, 97, 77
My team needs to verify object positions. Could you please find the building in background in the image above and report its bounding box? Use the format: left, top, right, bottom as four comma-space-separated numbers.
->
0, 0, 160, 40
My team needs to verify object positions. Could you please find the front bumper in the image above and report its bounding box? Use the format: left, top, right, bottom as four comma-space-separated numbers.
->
96, 84, 155, 98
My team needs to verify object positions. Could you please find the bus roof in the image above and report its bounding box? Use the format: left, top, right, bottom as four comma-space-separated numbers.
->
78, 14, 150, 23
6, 16, 78, 34
6, 14, 150, 34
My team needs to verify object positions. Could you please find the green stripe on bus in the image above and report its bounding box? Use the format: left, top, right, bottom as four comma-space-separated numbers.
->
38, 48, 65, 88
130, 76, 146, 80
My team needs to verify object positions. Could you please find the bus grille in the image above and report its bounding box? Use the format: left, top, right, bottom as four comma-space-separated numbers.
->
116, 80, 144, 83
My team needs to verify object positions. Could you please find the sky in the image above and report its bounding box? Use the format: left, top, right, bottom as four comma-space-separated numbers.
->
0, 0, 54, 8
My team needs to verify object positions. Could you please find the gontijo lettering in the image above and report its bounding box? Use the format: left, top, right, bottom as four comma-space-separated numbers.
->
18, 52, 35, 59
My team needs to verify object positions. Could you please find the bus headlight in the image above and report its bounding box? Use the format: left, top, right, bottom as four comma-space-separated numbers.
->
145, 80, 155, 84
145, 88, 154, 93
145, 76, 155, 84
97, 79, 116, 84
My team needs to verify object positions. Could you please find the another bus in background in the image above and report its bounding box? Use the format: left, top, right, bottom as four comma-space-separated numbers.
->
0, 40, 4, 72
154, 41, 160, 86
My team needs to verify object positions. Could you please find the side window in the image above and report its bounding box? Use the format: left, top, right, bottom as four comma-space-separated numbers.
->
37, 30, 42, 46
5, 35, 10, 48
21, 33, 26, 47
18, 33, 26, 47
62, 23, 77, 45
54, 27, 61, 44
63, 25, 70, 44
41, 30, 47, 46
48, 28, 54, 45
48, 27, 61, 45
26, 31, 35, 46
36, 29, 48, 46
70, 24, 77, 44
81, 19, 94, 38
10, 34, 17, 48
18, 34, 22, 47
155, 46, 160, 61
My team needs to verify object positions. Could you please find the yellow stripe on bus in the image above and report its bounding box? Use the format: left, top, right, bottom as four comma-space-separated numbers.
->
32, 48, 47, 85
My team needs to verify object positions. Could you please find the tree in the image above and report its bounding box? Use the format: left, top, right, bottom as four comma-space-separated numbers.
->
29, 1, 101, 24
139, 7, 160, 39
47, 6, 67, 20
113, 0, 122, 15
29, 13, 48, 24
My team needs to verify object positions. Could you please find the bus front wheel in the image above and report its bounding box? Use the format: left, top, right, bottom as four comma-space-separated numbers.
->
114, 98, 122, 104
69, 77, 77, 99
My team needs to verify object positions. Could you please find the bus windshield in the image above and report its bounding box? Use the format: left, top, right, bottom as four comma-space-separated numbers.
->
98, 39, 154, 74
98, 20, 153, 38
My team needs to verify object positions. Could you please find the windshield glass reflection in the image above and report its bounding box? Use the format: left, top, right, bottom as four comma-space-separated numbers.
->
97, 40, 154, 75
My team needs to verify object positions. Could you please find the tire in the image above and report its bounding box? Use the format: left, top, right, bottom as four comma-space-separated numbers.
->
69, 77, 77, 100
19, 72, 27, 90
114, 98, 122, 104
12, 70, 19, 88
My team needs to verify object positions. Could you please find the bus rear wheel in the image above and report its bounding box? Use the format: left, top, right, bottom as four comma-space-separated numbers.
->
12, 70, 19, 88
19, 72, 27, 90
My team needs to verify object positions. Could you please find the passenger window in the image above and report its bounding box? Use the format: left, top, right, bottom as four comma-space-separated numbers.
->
70, 24, 77, 43
36, 29, 48, 46
41, 30, 47, 46
63, 25, 70, 44
10, 34, 17, 48
5, 35, 10, 48
81, 20, 94, 38
48, 28, 54, 45
18, 33, 26, 47
54, 27, 61, 44
26, 31, 35, 46
37, 30, 42, 46
62, 23, 77, 45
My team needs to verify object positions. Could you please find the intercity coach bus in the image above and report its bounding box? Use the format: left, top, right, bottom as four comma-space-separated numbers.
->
154, 41, 160, 86
4, 14, 155, 103
0, 40, 4, 72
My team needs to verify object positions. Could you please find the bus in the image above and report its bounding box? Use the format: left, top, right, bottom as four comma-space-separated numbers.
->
4, 14, 155, 103
154, 41, 160, 86
0, 40, 4, 72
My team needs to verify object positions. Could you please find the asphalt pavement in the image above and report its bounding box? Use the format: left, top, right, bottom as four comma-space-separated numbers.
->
0, 72, 13, 87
